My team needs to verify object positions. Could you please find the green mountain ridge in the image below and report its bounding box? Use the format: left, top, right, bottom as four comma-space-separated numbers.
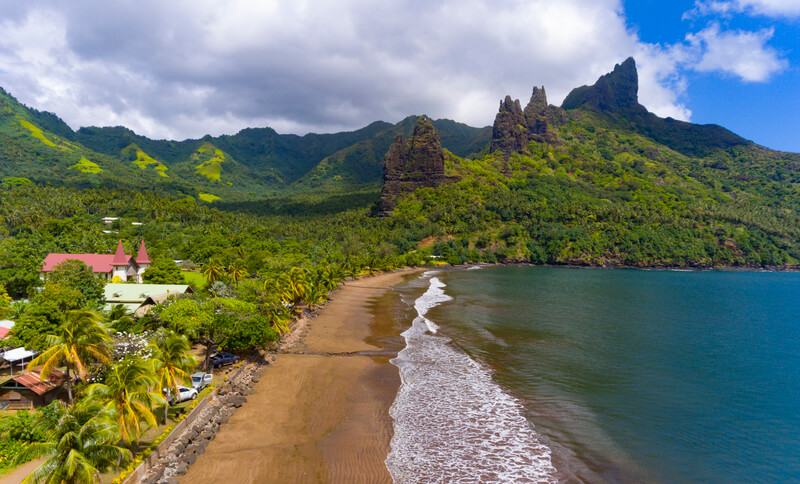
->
0, 86, 491, 200
1, 56, 800, 277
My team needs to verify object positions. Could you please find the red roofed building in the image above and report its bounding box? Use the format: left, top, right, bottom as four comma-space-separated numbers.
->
40, 240, 151, 283
0, 369, 66, 409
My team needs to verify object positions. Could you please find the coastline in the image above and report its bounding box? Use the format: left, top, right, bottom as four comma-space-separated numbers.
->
462, 261, 800, 272
180, 268, 422, 483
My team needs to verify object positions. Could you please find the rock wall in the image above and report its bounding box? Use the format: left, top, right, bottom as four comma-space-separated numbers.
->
126, 358, 274, 484
561, 57, 647, 114
490, 87, 565, 157
378, 116, 448, 216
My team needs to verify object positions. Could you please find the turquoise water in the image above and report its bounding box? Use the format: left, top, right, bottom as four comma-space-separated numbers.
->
418, 266, 800, 483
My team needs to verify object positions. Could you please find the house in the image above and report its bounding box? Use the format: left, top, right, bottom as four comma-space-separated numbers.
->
0, 320, 14, 340
1, 347, 36, 376
41, 240, 151, 283
0, 369, 66, 409
103, 283, 194, 316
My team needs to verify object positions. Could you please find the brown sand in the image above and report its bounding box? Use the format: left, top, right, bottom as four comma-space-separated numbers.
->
180, 269, 421, 484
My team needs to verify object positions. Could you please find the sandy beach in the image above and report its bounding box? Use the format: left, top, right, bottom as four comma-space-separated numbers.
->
180, 269, 421, 484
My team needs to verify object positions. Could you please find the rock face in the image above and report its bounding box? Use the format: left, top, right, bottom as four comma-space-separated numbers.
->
561, 57, 647, 114
524, 87, 566, 144
490, 96, 527, 155
490, 88, 566, 156
378, 116, 447, 216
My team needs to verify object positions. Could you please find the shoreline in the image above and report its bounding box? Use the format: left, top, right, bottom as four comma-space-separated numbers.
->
461, 261, 800, 272
180, 268, 422, 483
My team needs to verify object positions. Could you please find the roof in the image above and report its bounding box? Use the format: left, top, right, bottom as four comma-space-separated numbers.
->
133, 292, 182, 317
0, 327, 10, 339
104, 284, 193, 305
13, 369, 66, 396
1, 347, 36, 362
112, 240, 129, 266
135, 240, 151, 264
41, 253, 121, 273
0, 320, 14, 329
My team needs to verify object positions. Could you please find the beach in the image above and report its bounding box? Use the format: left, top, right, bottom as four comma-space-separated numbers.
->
180, 269, 420, 484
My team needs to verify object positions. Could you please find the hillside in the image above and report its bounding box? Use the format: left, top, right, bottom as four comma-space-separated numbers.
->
2, 57, 800, 269
378, 59, 800, 268
0, 87, 491, 201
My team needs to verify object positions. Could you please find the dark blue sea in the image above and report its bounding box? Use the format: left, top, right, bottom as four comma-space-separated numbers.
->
387, 266, 800, 483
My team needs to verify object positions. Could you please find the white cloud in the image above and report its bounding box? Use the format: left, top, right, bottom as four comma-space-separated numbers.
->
685, 0, 800, 18
0, 0, 765, 139
686, 23, 787, 81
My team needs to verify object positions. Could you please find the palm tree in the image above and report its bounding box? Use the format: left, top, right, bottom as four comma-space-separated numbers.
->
14, 400, 131, 484
27, 309, 111, 405
276, 267, 310, 316
201, 261, 226, 284
106, 304, 135, 333
264, 303, 292, 335
86, 357, 164, 445
150, 332, 198, 424
226, 261, 249, 284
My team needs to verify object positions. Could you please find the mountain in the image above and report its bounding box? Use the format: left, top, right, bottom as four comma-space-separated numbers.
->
374, 58, 800, 268
0, 87, 491, 201
378, 116, 460, 216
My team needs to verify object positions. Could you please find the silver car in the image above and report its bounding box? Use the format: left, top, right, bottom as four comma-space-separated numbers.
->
165, 385, 198, 405
191, 372, 213, 391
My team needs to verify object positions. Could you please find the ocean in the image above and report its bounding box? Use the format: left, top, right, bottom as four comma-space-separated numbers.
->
386, 266, 800, 483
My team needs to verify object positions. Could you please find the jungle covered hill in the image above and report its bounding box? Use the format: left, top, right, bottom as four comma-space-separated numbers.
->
1, 57, 799, 275
0, 86, 489, 201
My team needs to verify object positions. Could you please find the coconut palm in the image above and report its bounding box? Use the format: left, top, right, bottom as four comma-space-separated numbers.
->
264, 303, 292, 335
14, 400, 130, 484
27, 309, 111, 405
226, 261, 249, 284
276, 267, 310, 316
201, 261, 226, 284
86, 357, 164, 445
150, 332, 198, 424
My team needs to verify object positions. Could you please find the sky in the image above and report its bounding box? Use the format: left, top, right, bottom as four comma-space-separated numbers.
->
0, 0, 797, 151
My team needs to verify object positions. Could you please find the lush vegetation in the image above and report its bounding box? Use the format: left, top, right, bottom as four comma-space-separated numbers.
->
1, 68, 799, 482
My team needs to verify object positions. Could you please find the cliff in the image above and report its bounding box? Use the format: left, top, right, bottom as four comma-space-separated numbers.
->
491, 87, 565, 156
378, 116, 448, 216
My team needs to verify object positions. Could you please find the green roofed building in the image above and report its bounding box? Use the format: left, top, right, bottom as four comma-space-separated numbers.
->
104, 283, 193, 316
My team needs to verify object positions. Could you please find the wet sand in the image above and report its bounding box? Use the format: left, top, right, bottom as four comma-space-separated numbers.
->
181, 269, 420, 484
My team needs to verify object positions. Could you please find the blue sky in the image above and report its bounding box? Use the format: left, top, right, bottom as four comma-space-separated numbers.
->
0, 0, 797, 152
624, 0, 799, 151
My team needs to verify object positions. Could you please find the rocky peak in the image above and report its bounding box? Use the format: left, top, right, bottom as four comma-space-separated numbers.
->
491, 87, 566, 156
490, 96, 527, 155
378, 116, 448, 216
523, 86, 566, 144
561, 57, 647, 114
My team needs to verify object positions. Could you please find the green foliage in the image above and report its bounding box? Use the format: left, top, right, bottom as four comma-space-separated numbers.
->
26, 309, 111, 404
13, 400, 131, 483
70, 157, 103, 174
86, 356, 163, 445
47, 259, 105, 308
143, 257, 184, 284
194, 143, 226, 182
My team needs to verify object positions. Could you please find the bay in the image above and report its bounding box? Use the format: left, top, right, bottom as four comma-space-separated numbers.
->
422, 266, 800, 483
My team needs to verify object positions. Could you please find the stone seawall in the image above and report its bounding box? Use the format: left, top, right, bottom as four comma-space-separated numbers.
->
122, 355, 275, 484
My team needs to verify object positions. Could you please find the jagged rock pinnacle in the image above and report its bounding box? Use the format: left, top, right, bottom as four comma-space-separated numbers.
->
561, 57, 647, 114
378, 116, 448, 216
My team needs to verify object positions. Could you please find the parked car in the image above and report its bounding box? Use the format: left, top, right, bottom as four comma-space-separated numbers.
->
164, 385, 198, 406
191, 372, 213, 391
209, 352, 239, 369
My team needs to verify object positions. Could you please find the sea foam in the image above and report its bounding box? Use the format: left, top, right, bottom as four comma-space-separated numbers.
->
386, 276, 557, 483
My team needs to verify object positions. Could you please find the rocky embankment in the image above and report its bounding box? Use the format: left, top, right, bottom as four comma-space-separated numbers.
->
135, 357, 274, 484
